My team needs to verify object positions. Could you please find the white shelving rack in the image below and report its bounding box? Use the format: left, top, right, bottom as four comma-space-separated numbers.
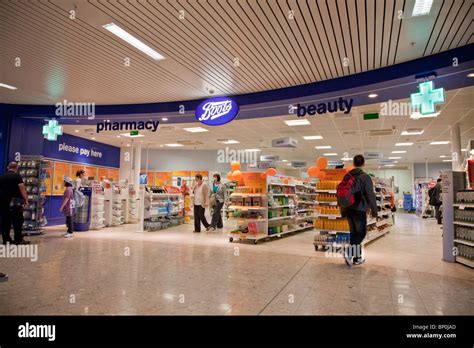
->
452, 192, 474, 268
104, 181, 125, 227
228, 178, 313, 244
90, 182, 106, 229
127, 184, 140, 224
143, 191, 184, 231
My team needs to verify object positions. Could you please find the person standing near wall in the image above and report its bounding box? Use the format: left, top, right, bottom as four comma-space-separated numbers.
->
207, 173, 226, 231
192, 174, 210, 233
0, 162, 30, 245
60, 177, 75, 238
429, 178, 443, 225
75, 170, 85, 189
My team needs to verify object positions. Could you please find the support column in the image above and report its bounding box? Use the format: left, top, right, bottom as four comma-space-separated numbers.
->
451, 123, 462, 171
119, 146, 132, 182
132, 143, 142, 190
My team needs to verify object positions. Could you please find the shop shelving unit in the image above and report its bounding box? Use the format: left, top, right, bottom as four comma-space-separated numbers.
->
452, 191, 474, 268
415, 179, 434, 218
127, 184, 140, 223
143, 188, 184, 231
90, 182, 106, 229
104, 181, 125, 226
313, 175, 394, 251
228, 175, 314, 244
18, 157, 49, 235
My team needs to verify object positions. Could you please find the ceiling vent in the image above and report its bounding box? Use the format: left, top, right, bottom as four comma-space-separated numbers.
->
177, 140, 203, 146
343, 131, 358, 136
365, 129, 397, 137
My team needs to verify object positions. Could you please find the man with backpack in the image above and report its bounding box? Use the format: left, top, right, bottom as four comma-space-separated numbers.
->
429, 178, 442, 224
337, 155, 378, 266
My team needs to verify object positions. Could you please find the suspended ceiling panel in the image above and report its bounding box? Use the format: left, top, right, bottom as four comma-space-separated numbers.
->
0, 0, 473, 105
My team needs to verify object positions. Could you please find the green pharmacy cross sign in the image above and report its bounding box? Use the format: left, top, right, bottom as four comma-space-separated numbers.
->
410, 81, 445, 115
42, 119, 63, 141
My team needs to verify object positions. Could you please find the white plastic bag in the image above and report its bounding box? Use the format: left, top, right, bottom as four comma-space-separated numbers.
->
205, 206, 212, 223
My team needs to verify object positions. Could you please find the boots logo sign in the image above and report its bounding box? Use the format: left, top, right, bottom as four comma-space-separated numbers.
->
195, 97, 239, 126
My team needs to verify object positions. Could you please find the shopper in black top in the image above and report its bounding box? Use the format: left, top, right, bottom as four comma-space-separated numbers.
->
342, 155, 378, 266
0, 162, 30, 245
429, 178, 443, 224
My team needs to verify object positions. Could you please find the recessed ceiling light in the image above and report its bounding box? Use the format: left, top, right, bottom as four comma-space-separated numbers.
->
468, 73, 474, 78
286, 163, 292, 166
120, 132, 144, 138
341, 157, 352, 161
183, 127, 208, 133
384, 164, 395, 167
279, 160, 288, 162
395, 142, 413, 146
430, 141, 450, 145
315, 146, 331, 149
244, 149, 261, 152
285, 119, 310, 126
117, 135, 121, 138
165, 143, 183, 147
461, 148, 467, 152
412, 0, 433, 17
401, 129, 424, 136
323, 153, 338, 156
102, 23, 165, 60
368, 93, 378, 98
91, 137, 96, 140
389, 157, 402, 159
74, 130, 79, 133
303, 135, 323, 140
442, 159, 453, 162
223, 140, 239, 144
161, 117, 168, 121
439, 155, 450, 158
391, 150, 407, 154
410, 111, 440, 119
0, 83, 18, 90
126, 144, 130, 147
394, 161, 399, 163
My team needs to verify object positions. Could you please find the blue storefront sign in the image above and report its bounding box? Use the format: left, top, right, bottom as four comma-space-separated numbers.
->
195, 97, 239, 126
43, 133, 120, 168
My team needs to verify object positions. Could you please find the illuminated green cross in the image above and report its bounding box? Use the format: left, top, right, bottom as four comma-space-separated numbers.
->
410, 81, 445, 115
42, 119, 63, 141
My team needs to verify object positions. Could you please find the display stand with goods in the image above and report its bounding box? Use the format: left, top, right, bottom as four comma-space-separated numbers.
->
228, 170, 314, 244
313, 171, 394, 251
18, 157, 49, 235
90, 182, 106, 229
103, 180, 125, 226
73, 187, 92, 231
127, 184, 139, 223
143, 186, 184, 231
415, 178, 435, 218
453, 190, 474, 268
295, 183, 317, 225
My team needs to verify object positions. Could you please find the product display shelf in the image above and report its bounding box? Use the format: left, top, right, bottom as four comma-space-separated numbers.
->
127, 184, 140, 224
19, 157, 49, 235
229, 176, 313, 244
313, 176, 395, 251
143, 191, 184, 232
90, 183, 105, 230
453, 192, 474, 267
103, 182, 125, 227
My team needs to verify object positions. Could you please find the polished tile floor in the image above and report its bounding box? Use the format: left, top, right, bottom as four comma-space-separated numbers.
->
0, 213, 473, 315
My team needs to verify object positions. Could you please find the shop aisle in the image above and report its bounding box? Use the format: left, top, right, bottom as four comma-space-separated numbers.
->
0, 213, 472, 315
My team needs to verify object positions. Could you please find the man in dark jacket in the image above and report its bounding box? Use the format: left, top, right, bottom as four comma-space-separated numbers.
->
429, 178, 442, 224
342, 155, 378, 266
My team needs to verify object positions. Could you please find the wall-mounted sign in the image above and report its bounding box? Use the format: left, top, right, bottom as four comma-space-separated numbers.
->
42, 119, 63, 141
410, 81, 445, 115
363, 112, 379, 120
96, 120, 159, 133
257, 162, 271, 170
195, 97, 239, 126
43, 133, 120, 168
296, 97, 354, 117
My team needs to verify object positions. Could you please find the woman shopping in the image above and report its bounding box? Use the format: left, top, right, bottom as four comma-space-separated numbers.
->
192, 174, 210, 233
207, 173, 226, 232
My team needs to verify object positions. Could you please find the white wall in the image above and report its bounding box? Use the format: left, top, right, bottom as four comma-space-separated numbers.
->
414, 162, 451, 180
369, 168, 414, 201
140, 149, 232, 172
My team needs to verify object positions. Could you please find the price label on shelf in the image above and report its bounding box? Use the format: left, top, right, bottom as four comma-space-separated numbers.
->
328, 215, 337, 220
459, 205, 466, 210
